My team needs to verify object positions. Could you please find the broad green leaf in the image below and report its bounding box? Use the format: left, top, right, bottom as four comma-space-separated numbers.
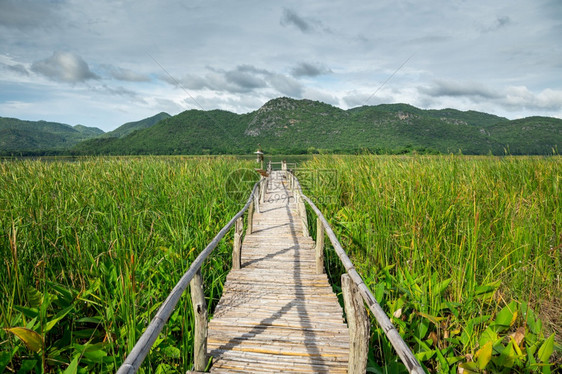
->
18, 359, 38, 374
161, 345, 181, 359
434, 347, 449, 372
415, 318, 429, 340
5, 327, 43, 352
47, 281, 75, 307
475, 341, 493, 369
527, 339, 540, 357
45, 305, 74, 333
491, 301, 517, 331
14, 305, 38, 319
374, 282, 385, 302
0, 351, 11, 372
460, 327, 473, 347
446, 355, 464, 365
497, 339, 517, 368
63, 355, 80, 374
414, 350, 435, 361
25, 317, 38, 330
478, 327, 499, 348
413, 336, 432, 352
473, 280, 500, 299
458, 362, 480, 373
84, 349, 107, 362
155, 364, 175, 374
537, 333, 554, 364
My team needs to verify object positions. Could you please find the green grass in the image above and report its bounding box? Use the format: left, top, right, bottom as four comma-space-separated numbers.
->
0, 156, 255, 373
1, 155, 560, 373
301, 155, 561, 372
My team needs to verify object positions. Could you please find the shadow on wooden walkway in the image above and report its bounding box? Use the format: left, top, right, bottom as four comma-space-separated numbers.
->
208, 171, 349, 373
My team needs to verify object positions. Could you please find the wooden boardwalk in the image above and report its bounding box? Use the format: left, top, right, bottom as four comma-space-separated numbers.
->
207, 171, 350, 373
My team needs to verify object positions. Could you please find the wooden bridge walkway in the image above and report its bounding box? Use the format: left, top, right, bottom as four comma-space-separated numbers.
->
208, 171, 349, 372
117, 166, 424, 374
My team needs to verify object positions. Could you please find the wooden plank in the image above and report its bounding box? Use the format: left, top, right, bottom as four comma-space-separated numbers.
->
207, 171, 349, 373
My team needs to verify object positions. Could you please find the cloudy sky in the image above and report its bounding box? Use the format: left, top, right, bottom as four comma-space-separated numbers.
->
1, 0, 561, 131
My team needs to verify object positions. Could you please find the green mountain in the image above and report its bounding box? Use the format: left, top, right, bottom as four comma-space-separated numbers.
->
100, 112, 171, 138
0, 117, 104, 154
3, 98, 560, 155
485, 116, 561, 154
73, 97, 562, 155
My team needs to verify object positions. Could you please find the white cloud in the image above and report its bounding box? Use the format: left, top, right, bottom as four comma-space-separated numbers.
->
280, 8, 314, 33
0, 0, 60, 30
0, 0, 560, 130
31, 51, 99, 83
103, 65, 151, 82
291, 62, 332, 77
267, 74, 303, 97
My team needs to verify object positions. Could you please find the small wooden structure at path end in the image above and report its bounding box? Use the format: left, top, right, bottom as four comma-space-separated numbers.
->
117, 163, 424, 374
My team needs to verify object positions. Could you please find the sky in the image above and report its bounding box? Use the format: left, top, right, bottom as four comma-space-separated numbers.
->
1, 0, 561, 132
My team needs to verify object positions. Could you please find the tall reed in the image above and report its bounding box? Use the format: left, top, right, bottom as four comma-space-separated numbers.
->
0, 156, 253, 373
302, 155, 560, 372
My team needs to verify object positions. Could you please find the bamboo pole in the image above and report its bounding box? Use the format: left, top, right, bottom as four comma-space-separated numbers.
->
315, 217, 324, 274
254, 184, 260, 213
190, 269, 208, 371
300, 198, 309, 237
260, 177, 267, 204
247, 196, 254, 234
232, 217, 243, 270
342, 273, 369, 374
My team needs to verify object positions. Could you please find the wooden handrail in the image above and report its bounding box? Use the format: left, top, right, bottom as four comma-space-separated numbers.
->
289, 172, 425, 374
116, 181, 260, 374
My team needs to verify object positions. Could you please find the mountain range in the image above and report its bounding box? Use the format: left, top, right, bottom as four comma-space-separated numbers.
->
1, 97, 560, 155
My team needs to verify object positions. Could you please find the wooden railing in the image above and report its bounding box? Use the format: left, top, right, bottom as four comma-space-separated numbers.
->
116, 181, 261, 374
117, 170, 424, 374
267, 160, 297, 172
287, 170, 425, 374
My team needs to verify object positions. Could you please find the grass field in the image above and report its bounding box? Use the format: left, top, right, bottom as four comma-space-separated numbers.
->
1, 155, 560, 373
300, 155, 561, 372
0, 157, 255, 373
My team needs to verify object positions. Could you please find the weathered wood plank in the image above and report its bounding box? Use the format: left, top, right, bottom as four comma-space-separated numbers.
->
207, 171, 349, 373
232, 217, 243, 270
190, 269, 208, 372
342, 273, 369, 374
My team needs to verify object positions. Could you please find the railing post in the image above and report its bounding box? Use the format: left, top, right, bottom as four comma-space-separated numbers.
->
298, 191, 309, 237
289, 172, 293, 191
342, 273, 369, 374
254, 183, 260, 213
282, 160, 287, 171
190, 269, 208, 372
247, 196, 254, 234
315, 217, 324, 274
260, 177, 267, 204
232, 217, 243, 270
